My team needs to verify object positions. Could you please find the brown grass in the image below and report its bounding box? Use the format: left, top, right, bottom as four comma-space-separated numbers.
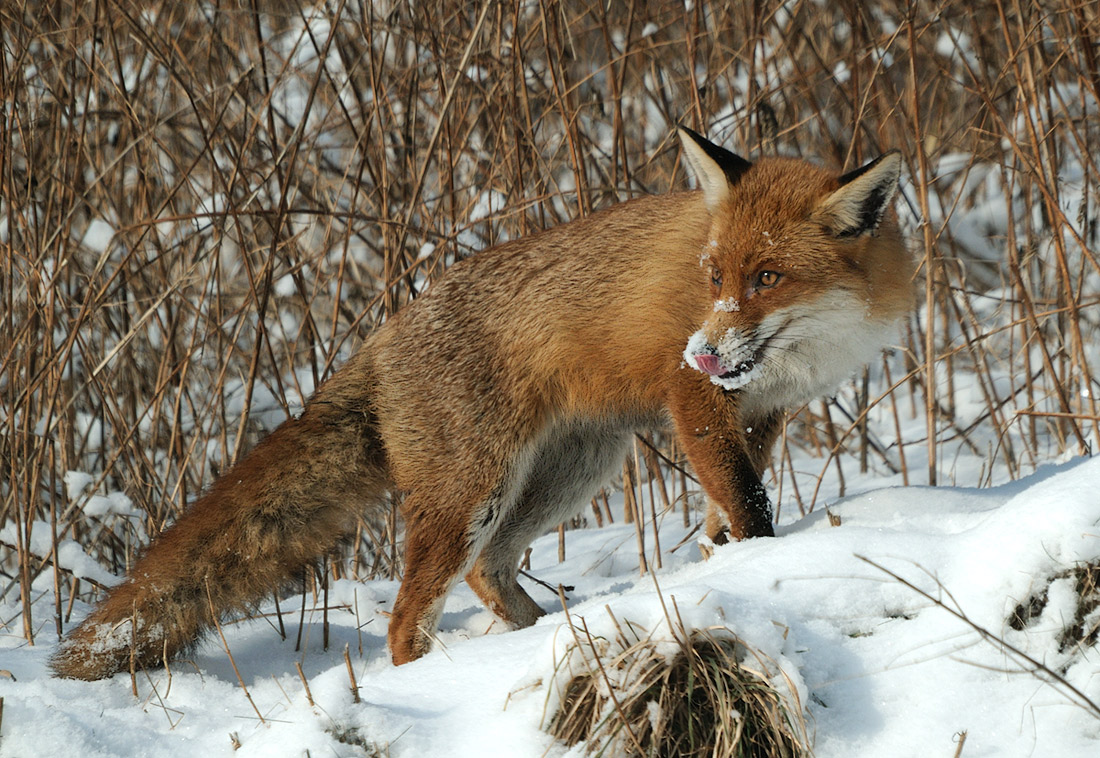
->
1009, 560, 1100, 656
546, 614, 809, 757
2, 0, 1099, 647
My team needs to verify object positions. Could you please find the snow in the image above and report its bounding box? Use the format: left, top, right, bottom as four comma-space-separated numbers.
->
714, 297, 740, 312
0, 520, 119, 590
63, 471, 94, 501
80, 219, 115, 254
3, 458, 1099, 757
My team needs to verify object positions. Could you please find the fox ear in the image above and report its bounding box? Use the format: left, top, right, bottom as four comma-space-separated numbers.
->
677, 127, 752, 212
816, 150, 902, 238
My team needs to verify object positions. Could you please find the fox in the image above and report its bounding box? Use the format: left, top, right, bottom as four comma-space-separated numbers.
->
50, 128, 912, 680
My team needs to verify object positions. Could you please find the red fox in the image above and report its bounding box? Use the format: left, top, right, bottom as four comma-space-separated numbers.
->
51, 128, 912, 680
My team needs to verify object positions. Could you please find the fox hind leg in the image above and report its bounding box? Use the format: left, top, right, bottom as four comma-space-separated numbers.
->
465, 419, 634, 629
463, 517, 548, 629
387, 488, 510, 664
389, 419, 633, 663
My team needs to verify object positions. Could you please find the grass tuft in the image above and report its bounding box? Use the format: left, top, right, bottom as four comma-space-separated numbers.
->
1010, 561, 1100, 660
547, 621, 809, 757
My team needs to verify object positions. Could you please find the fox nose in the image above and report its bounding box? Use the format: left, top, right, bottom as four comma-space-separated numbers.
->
693, 353, 725, 376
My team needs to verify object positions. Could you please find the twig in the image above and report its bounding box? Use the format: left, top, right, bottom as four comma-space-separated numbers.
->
205, 580, 266, 724
129, 606, 138, 698
952, 730, 968, 758
518, 569, 572, 596
857, 556, 1100, 719
295, 661, 314, 707
343, 644, 361, 704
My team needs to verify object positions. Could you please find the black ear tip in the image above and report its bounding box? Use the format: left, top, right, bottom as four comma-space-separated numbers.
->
838, 149, 902, 186
676, 124, 705, 145
676, 126, 753, 186
877, 149, 903, 169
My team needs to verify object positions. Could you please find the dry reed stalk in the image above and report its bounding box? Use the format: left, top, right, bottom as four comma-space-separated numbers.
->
295, 661, 314, 706
206, 580, 266, 724
343, 643, 360, 704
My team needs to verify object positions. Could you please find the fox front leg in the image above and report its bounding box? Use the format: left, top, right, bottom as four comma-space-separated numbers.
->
668, 376, 775, 548
698, 444, 774, 545
706, 409, 785, 544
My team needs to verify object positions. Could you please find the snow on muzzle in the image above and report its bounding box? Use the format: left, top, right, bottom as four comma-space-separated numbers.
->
683, 329, 764, 390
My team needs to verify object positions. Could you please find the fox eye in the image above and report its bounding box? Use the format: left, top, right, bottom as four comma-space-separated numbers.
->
756, 270, 781, 289
710, 267, 723, 288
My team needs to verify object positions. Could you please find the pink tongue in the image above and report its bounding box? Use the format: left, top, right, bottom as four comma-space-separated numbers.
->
693, 354, 724, 376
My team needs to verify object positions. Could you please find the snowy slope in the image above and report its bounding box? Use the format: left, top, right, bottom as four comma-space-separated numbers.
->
3, 458, 1099, 757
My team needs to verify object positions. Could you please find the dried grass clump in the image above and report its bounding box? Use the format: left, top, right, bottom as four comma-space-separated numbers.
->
1010, 561, 1100, 657
329, 725, 388, 757
1065, 564, 1100, 652
547, 622, 809, 758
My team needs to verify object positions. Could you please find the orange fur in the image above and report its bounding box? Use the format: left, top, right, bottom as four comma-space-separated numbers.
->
51, 130, 913, 679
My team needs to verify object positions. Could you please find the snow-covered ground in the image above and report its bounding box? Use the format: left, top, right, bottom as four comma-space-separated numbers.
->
3, 452, 1099, 757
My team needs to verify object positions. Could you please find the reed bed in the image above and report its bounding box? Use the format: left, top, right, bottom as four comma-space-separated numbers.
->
3, 0, 1098, 648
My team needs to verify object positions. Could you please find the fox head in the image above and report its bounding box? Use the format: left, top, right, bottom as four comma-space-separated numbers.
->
677, 127, 912, 412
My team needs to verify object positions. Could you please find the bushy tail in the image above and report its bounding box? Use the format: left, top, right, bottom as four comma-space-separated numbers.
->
51, 392, 389, 681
